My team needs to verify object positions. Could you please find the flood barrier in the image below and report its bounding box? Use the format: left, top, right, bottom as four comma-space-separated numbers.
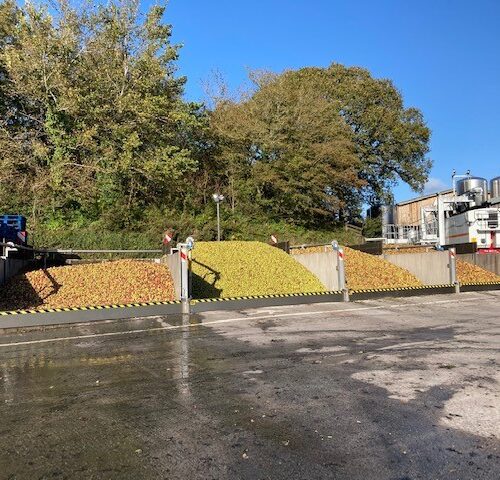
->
1, 283, 499, 330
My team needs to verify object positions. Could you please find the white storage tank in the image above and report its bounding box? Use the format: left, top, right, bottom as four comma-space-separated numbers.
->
456, 177, 488, 206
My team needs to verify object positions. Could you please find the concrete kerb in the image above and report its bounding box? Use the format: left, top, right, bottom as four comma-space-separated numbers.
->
190, 291, 344, 313
1, 283, 499, 330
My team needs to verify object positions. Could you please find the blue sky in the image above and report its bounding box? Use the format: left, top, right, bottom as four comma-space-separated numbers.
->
158, 0, 499, 202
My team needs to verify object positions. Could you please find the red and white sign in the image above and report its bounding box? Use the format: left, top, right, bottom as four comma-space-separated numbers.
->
180, 249, 188, 262
270, 235, 278, 244
163, 231, 172, 244
478, 248, 500, 254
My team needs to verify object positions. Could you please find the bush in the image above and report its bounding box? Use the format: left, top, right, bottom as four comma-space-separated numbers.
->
31, 212, 361, 250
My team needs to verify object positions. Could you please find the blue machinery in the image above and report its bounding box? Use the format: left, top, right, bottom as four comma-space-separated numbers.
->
0, 215, 28, 247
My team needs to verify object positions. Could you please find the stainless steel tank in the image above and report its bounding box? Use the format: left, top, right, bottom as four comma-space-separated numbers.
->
456, 177, 488, 205
381, 205, 395, 226
491, 176, 500, 199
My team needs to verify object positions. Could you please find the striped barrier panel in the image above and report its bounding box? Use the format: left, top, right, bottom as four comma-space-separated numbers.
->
0, 283, 498, 329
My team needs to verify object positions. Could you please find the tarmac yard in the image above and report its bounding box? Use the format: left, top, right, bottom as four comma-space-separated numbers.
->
0, 292, 499, 479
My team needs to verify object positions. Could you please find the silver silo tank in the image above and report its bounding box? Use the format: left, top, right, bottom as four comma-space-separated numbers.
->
456, 177, 488, 205
491, 176, 500, 199
381, 205, 395, 225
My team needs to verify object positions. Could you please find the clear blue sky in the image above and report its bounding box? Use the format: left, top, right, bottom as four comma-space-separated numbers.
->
158, 0, 500, 202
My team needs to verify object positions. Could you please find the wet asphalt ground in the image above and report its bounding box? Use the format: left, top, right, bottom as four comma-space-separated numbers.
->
0, 291, 499, 480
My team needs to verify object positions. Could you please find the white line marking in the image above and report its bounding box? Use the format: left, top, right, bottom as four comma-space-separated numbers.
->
0, 296, 485, 349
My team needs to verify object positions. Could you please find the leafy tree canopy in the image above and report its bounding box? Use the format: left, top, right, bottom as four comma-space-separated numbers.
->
0, 0, 207, 228
211, 65, 431, 224
0, 0, 431, 241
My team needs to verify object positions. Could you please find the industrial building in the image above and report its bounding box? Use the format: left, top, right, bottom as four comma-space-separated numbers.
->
383, 174, 500, 251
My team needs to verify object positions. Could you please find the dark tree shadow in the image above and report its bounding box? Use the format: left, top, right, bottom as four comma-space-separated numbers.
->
191, 259, 222, 299
0, 268, 62, 311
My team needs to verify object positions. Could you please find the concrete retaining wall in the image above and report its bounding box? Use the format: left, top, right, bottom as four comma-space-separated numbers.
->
162, 252, 182, 299
0, 257, 31, 285
291, 251, 339, 290
458, 253, 500, 276
383, 251, 450, 285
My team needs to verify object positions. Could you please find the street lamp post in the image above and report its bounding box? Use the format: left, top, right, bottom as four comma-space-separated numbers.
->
212, 193, 224, 241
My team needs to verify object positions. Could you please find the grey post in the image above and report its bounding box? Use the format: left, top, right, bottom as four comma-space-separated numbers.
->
332, 240, 349, 302
216, 201, 220, 241
212, 194, 224, 241
448, 247, 460, 293
179, 237, 195, 314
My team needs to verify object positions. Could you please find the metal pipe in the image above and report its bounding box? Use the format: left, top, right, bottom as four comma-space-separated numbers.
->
55, 249, 163, 254
0, 244, 164, 255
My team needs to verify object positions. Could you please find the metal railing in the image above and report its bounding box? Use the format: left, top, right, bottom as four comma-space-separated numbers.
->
56, 249, 162, 254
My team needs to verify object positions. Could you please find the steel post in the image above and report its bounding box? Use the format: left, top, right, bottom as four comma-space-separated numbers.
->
336, 245, 349, 302
179, 244, 191, 313
216, 202, 221, 241
448, 247, 460, 293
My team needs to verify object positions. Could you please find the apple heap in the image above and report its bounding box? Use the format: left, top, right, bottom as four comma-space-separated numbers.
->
191, 241, 325, 299
343, 247, 423, 291
456, 260, 500, 284
0, 260, 175, 311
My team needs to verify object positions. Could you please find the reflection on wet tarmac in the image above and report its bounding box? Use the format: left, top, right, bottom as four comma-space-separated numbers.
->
0, 294, 499, 479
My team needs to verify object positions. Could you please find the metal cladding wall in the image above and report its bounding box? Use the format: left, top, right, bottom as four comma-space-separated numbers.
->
0, 258, 31, 285
291, 251, 339, 290
458, 253, 500, 276
383, 251, 451, 285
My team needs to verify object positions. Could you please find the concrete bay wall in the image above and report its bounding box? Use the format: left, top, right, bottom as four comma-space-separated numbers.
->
162, 252, 182, 299
291, 251, 339, 291
458, 253, 500, 276
383, 251, 450, 285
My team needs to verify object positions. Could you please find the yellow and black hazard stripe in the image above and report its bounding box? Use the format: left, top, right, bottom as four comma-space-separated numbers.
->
0, 299, 182, 317
349, 284, 454, 294
1, 282, 498, 317
193, 290, 342, 303
460, 281, 500, 286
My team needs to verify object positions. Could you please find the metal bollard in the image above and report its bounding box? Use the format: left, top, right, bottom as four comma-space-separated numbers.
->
179, 237, 195, 314
179, 244, 191, 314
448, 247, 460, 294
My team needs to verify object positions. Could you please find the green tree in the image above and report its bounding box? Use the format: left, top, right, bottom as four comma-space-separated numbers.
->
210, 69, 362, 225
211, 65, 431, 224
323, 64, 431, 204
0, 0, 206, 226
